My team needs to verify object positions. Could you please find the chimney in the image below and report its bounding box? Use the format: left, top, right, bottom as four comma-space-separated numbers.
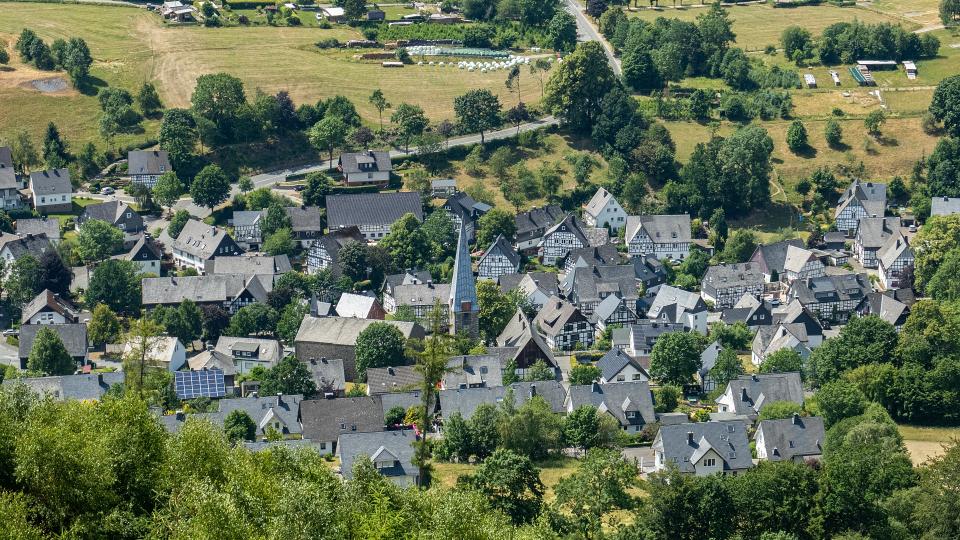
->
321, 356, 328, 364
528, 385, 536, 398
388, 367, 395, 376
276, 393, 283, 406
741, 388, 748, 401
687, 431, 694, 445
792, 412, 801, 425
751, 374, 759, 382
310, 292, 319, 317
591, 382, 600, 393
175, 410, 185, 421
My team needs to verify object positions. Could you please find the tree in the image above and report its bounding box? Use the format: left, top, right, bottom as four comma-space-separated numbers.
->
86, 259, 142, 316
190, 73, 248, 144
825, 119, 843, 148
379, 213, 430, 271
786, 120, 808, 153
369, 88, 391, 132
569, 363, 601, 385
758, 400, 805, 420
477, 280, 516, 342
42, 122, 69, 170
454, 89, 501, 143
728, 461, 818, 540
547, 11, 578, 53
719, 229, 758, 263
27, 327, 75, 376
200, 305, 230, 342
309, 116, 348, 163
637, 468, 737, 540
475, 208, 516, 248
903, 439, 960, 538
355, 323, 407, 381
524, 360, 555, 382
760, 348, 804, 375
391, 103, 429, 153
190, 164, 231, 210
544, 42, 616, 133
158, 109, 197, 171
500, 395, 564, 460
808, 315, 898, 385
461, 448, 544, 524
0, 42, 8, 65
865, 109, 886, 136
87, 304, 122, 347
223, 410, 256, 443
38, 250, 71, 296
781, 26, 813, 63
10, 130, 40, 176
152, 171, 184, 215
168, 209, 191, 239
555, 448, 637, 538
76, 219, 124, 265
259, 356, 317, 397
301, 172, 330, 207
931, 75, 960, 138
709, 348, 744, 390
412, 303, 453, 460
137, 82, 163, 116
564, 404, 602, 451
6, 255, 42, 309
816, 380, 867, 426
342, 0, 366, 19
650, 332, 702, 386
943, 0, 960, 26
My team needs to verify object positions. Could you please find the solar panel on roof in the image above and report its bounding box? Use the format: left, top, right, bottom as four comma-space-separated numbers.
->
175, 369, 226, 399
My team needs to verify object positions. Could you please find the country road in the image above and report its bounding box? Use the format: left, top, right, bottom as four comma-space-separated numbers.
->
564, 0, 622, 76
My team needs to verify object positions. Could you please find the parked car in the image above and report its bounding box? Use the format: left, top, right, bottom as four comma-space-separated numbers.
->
2, 329, 18, 337
101, 187, 115, 195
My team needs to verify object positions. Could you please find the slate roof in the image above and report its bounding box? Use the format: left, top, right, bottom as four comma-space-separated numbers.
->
654, 420, 754, 474
594, 294, 636, 324
29, 168, 72, 196
534, 296, 585, 339
339, 150, 392, 175
625, 214, 692, 245
931, 196, 960, 216
142, 275, 269, 305
631, 254, 669, 286
495, 309, 556, 367
232, 210, 262, 228
543, 214, 589, 246
295, 316, 423, 345
647, 285, 707, 319
479, 234, 521, 269
782, 245, 818, 273
338, 429, 417, 480
303, 357, 346, 394
214, 336, 282, 365
443, 354, 503, 389
753, 323, 810, 360
449, 220, 478, 313
21, 289, 80, 324
597, 347, 649, 382
187, 350, 236, 375
721, 373, 804, 417
205, 255, 291, 276
312, 227, 364, 271
217, 394, 304, 434
121, 234, 162, 262
862, 291, 910, 327
170, 220, 237, 261
788, 273, 870, 308
0, 146, 12, 168
300, 396, 385, 441
0, 161, 18, 191
382, 270, 433, 295
835, 180, 887, 220
515, 205, 564, 241
379, 390, 425, 420
15, 219, 60, 241
128, 150, 172, 176
627, 321, 687, 351
82, 200, 136, 225
756, 415, 825, 461
568, 381, 656, 426
563, 264, 637, 304
773, 299, 824, 337
749, 239, 805, 276
701, 263, 764, 297
285, 206, 323, 232
562, 243, 621, 269
877, 235, 912, 269
856, 217, 900, 249
0, 233, 54, 259
336, 292, 382, 319
439, 380, 567, 419
3, 372, 123, 401
366, 365, 423, 394
391, 282, 450, 309
18, 324, 88, 360
498, 272, 559, 296
327, 192, 423, 229
584, 187, 618, 218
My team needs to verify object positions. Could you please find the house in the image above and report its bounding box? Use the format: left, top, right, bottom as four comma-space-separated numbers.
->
338, 150, 392, 185
430, 178, 457, 198
21, 290, 81, 325
853, 216, 900, 268
232, 210, 263, 250
625, 214, 691, 260
187, 351, 236, 389
646, 285, 708, 334
204, 254, 291, 282
515, 205, 565, 253
632, 255, 669, 294
597, 347, 649, 384
567, 381, 656, 433
214, 336, 282, 374
773, 299, 825, 347
755, 414, 825, 463
834, 180, 887, 235
117, 234, 162, 275
285, 206, 324, 247
383, 281, 450, 327
303, 356, 346, 396
160, 1, 196, 21
142, 275, 270, 313
621, 321, 687, 357
698, 341, 724, 393
539, 214, 587, 266
716, 373, 804, 419
18, 324, 88, 370
300, 396, 385, 454
294, 316, 425, 381
593, 294, 638, 336
336, 293, 386, 320
15, 218, 59, 244
534, 297, 594, 352
563, 264, 637, 317
782, 244, 825, 282
123, 336, 186, 372
128, 150, 172, 188
877, 235, 913, 290
749, 239, 806, 282
439, 381, 567, 420
751, 323, 812, 366
0, 158, 22, 210
582, 187, 627, 232
382, 270, 433, 297
652, 420, 754, 476
338, 429, 419, 486
77, 200, 143, 235
0, 233, 54, 267
443, 191, 491, 242
931, 196, 960, 217
307, 227, 365, 275
326, 192, 423, 242
477, 235, 521, 280
28, 168, 72, 213
786, 273, 871, 323
366, 8, 386, 21
3, 372, 124, 401
366, 366, 422, 394
159, 394, 303, 436
166, 220, 243, 273
319, 5, 345, 21
449, 222, 479, 337
561, 243, 621, 274
720, 293, 773, 328
442, 354, 503, 390
700, 263, 765, 309
496, 309, 557, 374
498, 272, 559, 312
859, 290, 911, 331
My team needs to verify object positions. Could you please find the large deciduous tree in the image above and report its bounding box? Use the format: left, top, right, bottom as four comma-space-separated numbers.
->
190, 164, 230, 211
355, 323, 407, 381
543, 42, 616, 133
649, 332, 703, 386
453, 89, 501, 143
27, 327, 75, 375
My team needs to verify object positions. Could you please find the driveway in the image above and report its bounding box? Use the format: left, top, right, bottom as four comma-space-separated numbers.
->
623, 446, 656, 474
0, 340, 20, 369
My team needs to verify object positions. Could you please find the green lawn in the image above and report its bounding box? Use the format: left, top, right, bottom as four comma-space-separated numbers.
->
898, 424, 960, 465
432, 456, 580, 500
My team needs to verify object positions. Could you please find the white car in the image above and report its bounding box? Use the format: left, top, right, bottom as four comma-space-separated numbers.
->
101, 187, 115, 195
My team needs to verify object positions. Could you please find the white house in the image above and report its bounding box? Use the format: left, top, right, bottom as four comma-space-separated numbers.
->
652, 420, 754, 476
124, 336, 187, 372
834, 180, 886, 235
583, 187, 627, 232
338, 151, 392, 185
646, 285, 708, 334
877, 235, 913, 290
29, 169, 73, 214
625, 214, 691, 260
539, 214, 587, 266
477, 234, 521, 279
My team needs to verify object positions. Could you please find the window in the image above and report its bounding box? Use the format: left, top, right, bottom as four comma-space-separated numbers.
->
340, 423, 346, 430
703, 458, 716, 467
616, 375, 625, 381
632, 374, 643, 381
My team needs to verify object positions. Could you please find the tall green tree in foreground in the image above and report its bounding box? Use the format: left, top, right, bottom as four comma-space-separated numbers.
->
27, 327, 74, 376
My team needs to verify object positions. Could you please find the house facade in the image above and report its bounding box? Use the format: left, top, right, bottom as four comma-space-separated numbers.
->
326, 192, 423, 242
786, 273, 870, 323
29, 169, 73, 213
515, 205, 565, 253
700, 263, 765, 310
128, 150, 172, 188
652, 420, 754, 476
477, 234, 521, 279
834, 180, 887, 235
0, 160, 23, 210
338, 151, 392, 185
853, 217, 900, 268
307, 227, 364, 275
539, 214, 587, 266
625, 214, 692, 260
534, 297, 594, 351
167, 220, 243, 272
583, 187, 627, 232
877, 235, 913, 290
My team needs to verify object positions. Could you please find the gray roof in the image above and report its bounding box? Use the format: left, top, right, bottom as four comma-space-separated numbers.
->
382, 270, 433, 295
122, 234, 162, 262
835, 180, 887, 219
205, 255, 291, 276
773, 299, 824, 337
0, 233, 54, 259
338, 429, 417, 480
170, 220, 239, 261
543, 214, 589, 246
594, 294, 636, 324
29, 168, 72, 196
81, 200, 136, 226
515, 205, 564, 240
449, 220, 478, 314
300, 396, 385, 441
439, 380, 567, 419
495, 309, 556, 367
0, 146, 12, 168
218, 394, 303, 434
931, 196, 960, 216
3, 372, 123, 401
18, 324, 88, 360
584, 187, 619, 218
568, 381, 656, 426
431, 178, 456, 189
21, 289, 79, 324
756, 415, 825, 461
596, 347, 648, 382
0, 161, 16, 191
391, 282, 450, 308
877, 235, 912, 269
232, 210, 262, 228
379, 390, 426, 420
479, 234, 521, 270
187, 350, 236, 374
244, 439, 319, 452
295, 316, 423, 345
862, 291, 910, 327
142, 274, 269, 306
498, 272, 559, 296
855, 217, 900, 249
214, 336, 282, 364
443, 354, 503, 389
625, 214, 691, 244
326, 192, 423, 229
128, 150, 172, 176
303, 357, 346, 394
627, 321, 687, 350
721, 373, 804, 417
788, 273, 870, 308
647, 285, 707, 319
749, 239, 805, 276
339, 150, 392, 175
702, 263, 765, 298
563, 264, 637, 304
366, 365, 422, 394
335, 292, 382, 319
753, 323, 810, 360
562, 243, 621, 269
285, 206, 323, 232
654, 420, 754, 473
534, 296, 586, 339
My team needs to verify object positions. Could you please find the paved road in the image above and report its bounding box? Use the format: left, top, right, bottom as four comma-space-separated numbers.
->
564, 0, 622, 76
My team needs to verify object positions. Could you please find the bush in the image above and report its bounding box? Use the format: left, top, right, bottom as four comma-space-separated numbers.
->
316, 38, 341, 49
786, 120, 808, 152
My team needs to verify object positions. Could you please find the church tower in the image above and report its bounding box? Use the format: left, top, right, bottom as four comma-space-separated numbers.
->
449, 220, 479, 337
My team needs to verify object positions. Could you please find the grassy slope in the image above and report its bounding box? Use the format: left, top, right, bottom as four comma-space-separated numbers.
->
898, 424, 960, 465
432, 456, 580, 500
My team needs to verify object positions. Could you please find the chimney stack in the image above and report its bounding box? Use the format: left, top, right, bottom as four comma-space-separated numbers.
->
528, 385, 536, 398
687, 431, 694, 444
741, 388, 748, 401
792, 412, 801, 425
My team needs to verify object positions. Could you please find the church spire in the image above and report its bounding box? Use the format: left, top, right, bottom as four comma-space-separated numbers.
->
449, 219, 479, 336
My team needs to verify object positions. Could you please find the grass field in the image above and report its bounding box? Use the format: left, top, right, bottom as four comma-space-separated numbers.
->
898, 424, 960, 465
861, 0, 944, 26
0, 3, 542, 148
433, 456, 580, 500
624, 3, 910, 51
